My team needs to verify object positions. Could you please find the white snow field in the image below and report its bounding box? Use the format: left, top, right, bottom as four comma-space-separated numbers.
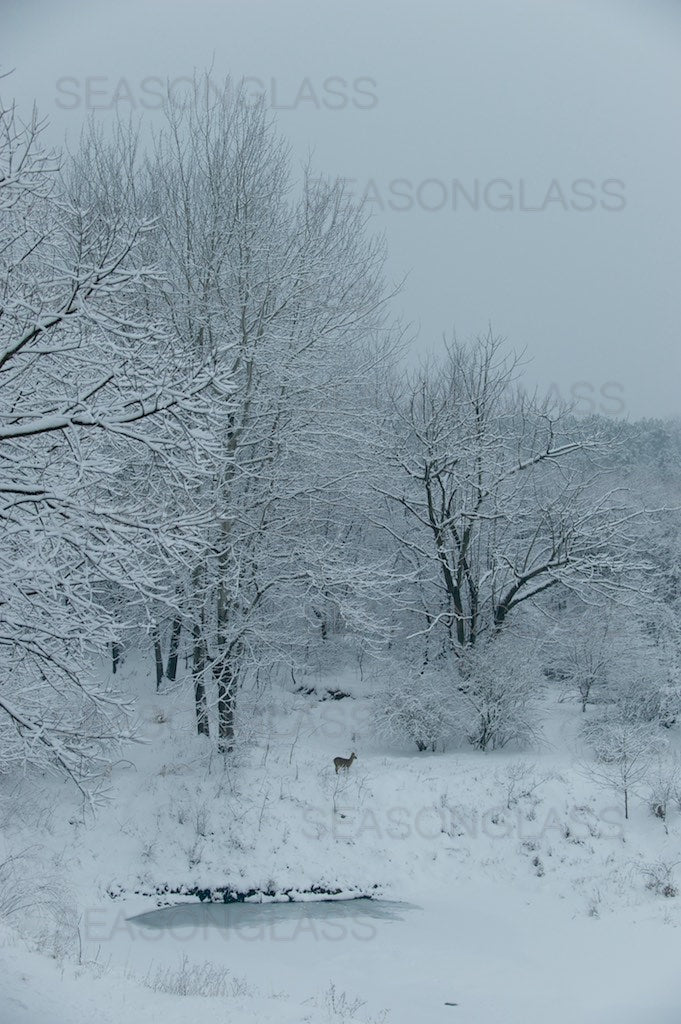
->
2, 659, 680, 1023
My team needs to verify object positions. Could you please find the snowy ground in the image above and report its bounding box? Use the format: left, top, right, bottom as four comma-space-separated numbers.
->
2, 657, 681, 1023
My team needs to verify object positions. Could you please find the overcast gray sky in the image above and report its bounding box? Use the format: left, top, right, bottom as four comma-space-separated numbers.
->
4, 0, 680, 420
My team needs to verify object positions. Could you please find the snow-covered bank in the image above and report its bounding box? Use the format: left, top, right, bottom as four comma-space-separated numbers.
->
2, 662, 680, 1023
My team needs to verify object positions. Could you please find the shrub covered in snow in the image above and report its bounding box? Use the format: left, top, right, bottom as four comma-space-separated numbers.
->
582, 714, 659, 819
375, 634, 543, 753
374, 662, 459, 752
456, 635, 544, 751
137, 954, 247, 998
640, 859, 679, 899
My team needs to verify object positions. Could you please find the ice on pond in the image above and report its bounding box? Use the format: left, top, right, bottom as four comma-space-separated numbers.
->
128, 897, 416, 937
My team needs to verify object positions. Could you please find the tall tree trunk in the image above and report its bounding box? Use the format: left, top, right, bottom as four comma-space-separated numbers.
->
214, 522, 236, 753
152, 625, 164, 691
192, 615, 210, 737
111, 641, 122, 675
215, 652, 236, 754
166, 612, 182, 681
191, 566, 210, 737
313, 607, 328, 640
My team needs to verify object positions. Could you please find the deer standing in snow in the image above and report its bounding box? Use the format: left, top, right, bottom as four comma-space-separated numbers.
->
333, 752, 357, 774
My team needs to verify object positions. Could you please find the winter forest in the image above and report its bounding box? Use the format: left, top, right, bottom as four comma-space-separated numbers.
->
3, 71, 681, 1024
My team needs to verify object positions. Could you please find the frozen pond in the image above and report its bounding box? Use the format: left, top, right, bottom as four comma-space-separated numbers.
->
127, 897, 414, 939
82, 886, 681, 1024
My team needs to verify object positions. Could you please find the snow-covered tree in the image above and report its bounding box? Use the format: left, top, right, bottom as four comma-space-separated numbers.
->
0, 93, 216, 789
79, 80, 398, 751
375, 332, 653, 659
